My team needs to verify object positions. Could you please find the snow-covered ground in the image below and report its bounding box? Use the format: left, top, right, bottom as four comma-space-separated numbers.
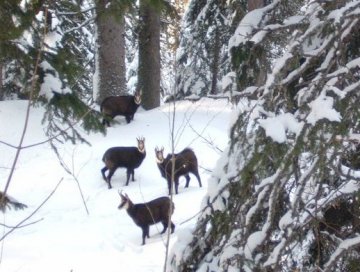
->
0, 98, 232, 271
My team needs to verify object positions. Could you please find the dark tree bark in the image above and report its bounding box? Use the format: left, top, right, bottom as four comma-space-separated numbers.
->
248, 0, 264, 11
95, 0, 127, 103
210, 27, 220, 95
0, 62, 3, 101
138, 0, 161, 110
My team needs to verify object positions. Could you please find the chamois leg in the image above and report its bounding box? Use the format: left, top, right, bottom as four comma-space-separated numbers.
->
184, 174, 191, 188
167, 180, 172, 195
102, 115, 111, 127
175, 178, 179, 195
101, 118, 106, 126
193, 170, 202, 187
125, 169, 132, 186
101, 166, 108, 181
170, 222, 175, 233
106, 168, 116, 189
141, 225, 150, 245
125, 115, 131, 124
131, 169, 135, 181
160, 222, 168, 234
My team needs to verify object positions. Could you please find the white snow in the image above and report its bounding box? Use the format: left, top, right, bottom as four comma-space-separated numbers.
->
0, 98, 232, 272
258, 113, 303, 143
228, 1, 279, 49
306, 91, 342, 125
39, 61, 72, 100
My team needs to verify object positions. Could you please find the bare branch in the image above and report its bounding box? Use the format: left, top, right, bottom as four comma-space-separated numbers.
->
0, 218, 44, 229
49, 142, 89, 215
56, 6, 95, 16
63, 15, 96, 35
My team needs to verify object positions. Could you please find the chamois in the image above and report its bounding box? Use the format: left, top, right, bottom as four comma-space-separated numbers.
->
155, 147, 202, 195
118, 191, 175, 245
100, 91, 141, 126
101, 137, 146, 189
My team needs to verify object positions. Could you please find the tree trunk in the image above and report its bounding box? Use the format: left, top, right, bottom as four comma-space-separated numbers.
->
247, 0, 264, 11
0, 62, 3, 101
138, 0, 160, 110
210, 27, 220, 95
95, 1, 127, 104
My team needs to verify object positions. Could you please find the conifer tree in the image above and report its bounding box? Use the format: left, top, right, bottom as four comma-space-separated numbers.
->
0, 0, 104, 143
175, 0, 245, 98
138, 0, 179, 108
94, 0, 132, 103
138, 0, 161, 110
170, 1, 360, 271
0, 0, 39, 100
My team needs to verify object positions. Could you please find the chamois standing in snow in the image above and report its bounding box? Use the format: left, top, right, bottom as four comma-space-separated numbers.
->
155, 147, 202, 194
100, 91, 141, 126
118, 191, 175, 245
101, 137, 146, 189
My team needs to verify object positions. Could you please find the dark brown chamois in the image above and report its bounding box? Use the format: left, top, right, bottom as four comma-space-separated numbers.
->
155, 147, 202, 195
118, 191, 175, 245
0, 192, 27, 212
101, 137, 146, 189
100, 91, 141, 126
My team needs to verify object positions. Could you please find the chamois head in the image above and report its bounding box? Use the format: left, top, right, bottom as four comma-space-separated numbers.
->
134, 91, 142, 105
137, 137, 145, 153
118, 191, 132, 210
155, 146, 165, 163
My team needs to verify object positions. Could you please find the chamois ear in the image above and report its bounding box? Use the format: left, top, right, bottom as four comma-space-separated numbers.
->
137, 136, 145, 142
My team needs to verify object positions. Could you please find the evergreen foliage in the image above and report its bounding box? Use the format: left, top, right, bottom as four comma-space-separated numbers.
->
175, 0, 245, 98
42, 0, 105, 140
170, 1, 360, 271
0, 0, 40, 99
0, 0, 105, 143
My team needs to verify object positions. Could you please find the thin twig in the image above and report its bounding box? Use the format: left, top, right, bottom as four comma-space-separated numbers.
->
49, 142, 89, 215
163, 52, 178, 272
179, 210, 202, 225
0, 218, 44, 229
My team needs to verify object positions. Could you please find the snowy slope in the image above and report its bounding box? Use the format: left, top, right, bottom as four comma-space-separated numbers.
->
0, 98, 232, 271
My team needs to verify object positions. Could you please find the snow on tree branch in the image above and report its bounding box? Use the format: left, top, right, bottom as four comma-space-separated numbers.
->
170, 1, 360, 271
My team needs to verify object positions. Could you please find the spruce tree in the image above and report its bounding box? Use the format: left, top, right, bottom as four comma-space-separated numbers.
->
170, 1, 360, 271
94, 0, 132, 103
175, 0, 245, 98
0, 0, 39, 100
0, 0, 104, 143
138, 0, 161, 110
